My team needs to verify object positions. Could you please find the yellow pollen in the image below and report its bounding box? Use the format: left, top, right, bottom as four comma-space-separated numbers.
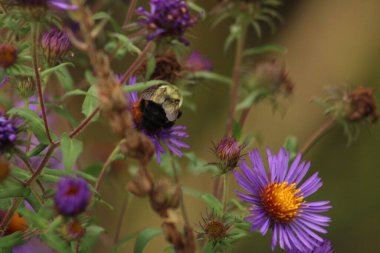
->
261, 182, 303, 223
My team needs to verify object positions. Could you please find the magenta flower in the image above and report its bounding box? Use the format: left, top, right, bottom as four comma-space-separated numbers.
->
41, 28, 71, 64
126, 77, 190, 163
136, 0, 198, 45
185, 51, 213, 72
234, 148, 332, 252
55, 177, 91, 217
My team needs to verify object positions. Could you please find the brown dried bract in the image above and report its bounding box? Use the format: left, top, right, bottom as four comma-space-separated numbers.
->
345, 86, 379, 123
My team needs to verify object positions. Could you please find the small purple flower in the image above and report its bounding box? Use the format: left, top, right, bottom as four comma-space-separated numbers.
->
137, 0, 198, 45
41, 28, 71, 65
286, 239, 333, 253
15, 0, 77, 10
55, 177, 91, 217
185, 51, 213, 72
0, 114, 18, 153
127, 77, 190, 163
234, 148, 332, 252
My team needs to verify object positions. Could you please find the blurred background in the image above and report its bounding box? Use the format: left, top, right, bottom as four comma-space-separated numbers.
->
78, 0, 380, 252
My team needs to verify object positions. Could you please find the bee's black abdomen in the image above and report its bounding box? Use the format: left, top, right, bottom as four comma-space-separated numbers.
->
140, 100, 174, 132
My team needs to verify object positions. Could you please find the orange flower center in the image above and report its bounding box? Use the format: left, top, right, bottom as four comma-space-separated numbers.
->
65, 185, 79, 196
261, 182, 303, 223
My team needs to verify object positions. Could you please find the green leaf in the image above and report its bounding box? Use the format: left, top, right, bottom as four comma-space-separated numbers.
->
82, 86, 99, 122
188, 1, 206, 19
54, 65, 74, 91
134, 228, 162, 253
109, 33, 141, 55
123, 80, 170, 93
61, 89, 88, 100
244, 44, 286, 56
201, 193, 223, 215
40, 62, 74, 78
0, 232, 25, 248
0, 186, 30, 198
236, 89, 269, 111
232, 120, 242, 140
7, 107, 51, 144
79, 225, 105, 253
145, 54, 156, 80
190, 71, 232, 86
60, 134, 83, 170
283, 136, 298, 161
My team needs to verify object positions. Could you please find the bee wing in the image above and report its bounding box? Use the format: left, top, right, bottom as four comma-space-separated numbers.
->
163, 101, 180, 121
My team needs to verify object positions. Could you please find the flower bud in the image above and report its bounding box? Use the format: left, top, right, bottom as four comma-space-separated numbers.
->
61, 219, 85, 241
0, 44, 17, 69
213, 136, 244, 173
15, 76, 36, 99
41, 28, 71, 65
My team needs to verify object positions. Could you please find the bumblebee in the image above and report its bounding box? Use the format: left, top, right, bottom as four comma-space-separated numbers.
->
132, 85, 183, 133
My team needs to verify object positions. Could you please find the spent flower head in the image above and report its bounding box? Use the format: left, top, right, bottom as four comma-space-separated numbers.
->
55, 177, 91, 217
137, 0, 198, 45
234, 148, 332, 252
198, 210, 232, 248
0, 44, 18, 70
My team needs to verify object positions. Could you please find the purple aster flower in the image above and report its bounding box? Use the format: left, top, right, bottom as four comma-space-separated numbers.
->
234, 148, 332, 252
136, 0, 198, 45
41, 28, 71, 65
14, 0, 77, 10
286, 239, 333, 253
185, 51, 213, 72
0, 114, 18, 153
55, 177, 91, 217
126, 77, 190, 163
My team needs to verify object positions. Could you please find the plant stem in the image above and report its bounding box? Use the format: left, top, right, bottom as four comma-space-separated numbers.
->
300, 118, 336, 155
225, 23, 248, 136
24, 143, 58, 186
222, 174, 229, 213
120, 42, 153, 85
69, 108, 100, 139
32, 22, 53, 144
113, 193, 132, 244
95, 139, 125, 191
214, 22, 248, 200
124, 0, 137, 26
171, 160, 190, 227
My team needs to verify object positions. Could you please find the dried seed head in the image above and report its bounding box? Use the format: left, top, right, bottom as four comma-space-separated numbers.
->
198, 210, 231, 247
61, 219, 85, 241
344, 86, 379, 123
253, 59, 293, 95
127, 168, 153, 197
0, 44, 18, 69
213, 136, 244, 173
150, 178, 181, 217
136, 54, 182, 82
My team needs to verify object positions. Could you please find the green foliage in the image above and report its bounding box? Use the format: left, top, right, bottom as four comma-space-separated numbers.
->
60, 134, 83, 171
82, 85, 100, 122
114, 228, 163, 252
7, 107, 54, 144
